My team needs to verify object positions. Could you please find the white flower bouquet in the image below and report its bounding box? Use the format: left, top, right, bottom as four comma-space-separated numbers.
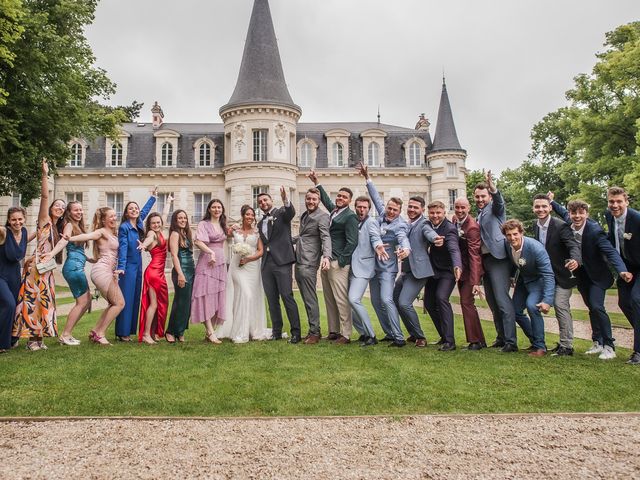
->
233, 242, 252, 257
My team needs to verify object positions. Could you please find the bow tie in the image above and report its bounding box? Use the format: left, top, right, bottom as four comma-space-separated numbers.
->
264, 211, 272, 217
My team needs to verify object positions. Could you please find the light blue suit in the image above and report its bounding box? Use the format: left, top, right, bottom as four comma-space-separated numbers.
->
506, 237, 555, 350
366, 180, 411, 343
394, 216, 439, 339
477, 189, 516, 346
349, 217, 383, 338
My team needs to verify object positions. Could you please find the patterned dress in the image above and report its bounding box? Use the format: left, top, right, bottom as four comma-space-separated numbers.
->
191, 221, 226, 325
13, 222, 57, 338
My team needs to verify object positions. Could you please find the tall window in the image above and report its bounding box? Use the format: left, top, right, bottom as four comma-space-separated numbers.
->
299, 142, 313, 168
333, 142, 344, 167
199, 143, 211, 167
106, 193, 124, 216
111, 142, 123, 167
156, 192, 175, 216
66, 192, 83, 204
408, 142, 421, 167
193, 193, 212, 222
448, 189, 458, 211
252, 186, 269, 211
367, 142, 380, 167
253, 130, 268, 161
161, 142, 173, 167
11, 193, 21, 207
69, 143, 82, 167
447, 162, 457, 177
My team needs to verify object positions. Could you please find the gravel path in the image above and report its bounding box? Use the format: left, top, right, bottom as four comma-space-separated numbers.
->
1, 415, 638, 479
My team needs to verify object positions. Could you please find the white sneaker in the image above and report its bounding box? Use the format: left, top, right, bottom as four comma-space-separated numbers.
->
585, 342, 604, 355
598, 345, 616, 360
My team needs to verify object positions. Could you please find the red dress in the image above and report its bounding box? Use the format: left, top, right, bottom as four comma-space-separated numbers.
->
138, 233, 169, 342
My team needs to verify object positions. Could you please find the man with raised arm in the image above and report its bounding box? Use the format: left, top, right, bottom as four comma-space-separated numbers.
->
307, 171, 359, 344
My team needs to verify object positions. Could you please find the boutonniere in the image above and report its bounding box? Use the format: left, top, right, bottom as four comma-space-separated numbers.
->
518, 258, 526, 267
268, 216, 277, 225
458, 229, 465, 238
380, 227, 387, 236
623, 232, 632, 240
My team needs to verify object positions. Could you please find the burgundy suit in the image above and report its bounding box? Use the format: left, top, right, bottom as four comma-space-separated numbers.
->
453, 215, 486, 344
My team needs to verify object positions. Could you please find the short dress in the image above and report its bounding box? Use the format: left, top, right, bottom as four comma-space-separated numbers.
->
62, 242, 89, 298
90, 233, 121, 304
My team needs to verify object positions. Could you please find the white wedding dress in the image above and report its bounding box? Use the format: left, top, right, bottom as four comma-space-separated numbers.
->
216, 231, 271, 343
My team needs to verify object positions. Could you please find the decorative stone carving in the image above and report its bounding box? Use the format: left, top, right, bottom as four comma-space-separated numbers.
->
275, 122, 287, 153
234, 123, 246, 153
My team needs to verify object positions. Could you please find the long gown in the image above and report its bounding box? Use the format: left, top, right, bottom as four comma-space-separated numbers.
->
191, 221, 226, 325
62, 241, 89, 298
90, 233, 121, 304
216, 231, 271, 343
138, 233, 169, 342
0, 227, 27, 349
13, 222, 57, 339
166, 239, 194, 337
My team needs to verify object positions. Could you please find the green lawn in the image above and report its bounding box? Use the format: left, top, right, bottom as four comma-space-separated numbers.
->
1, 292, 638, 417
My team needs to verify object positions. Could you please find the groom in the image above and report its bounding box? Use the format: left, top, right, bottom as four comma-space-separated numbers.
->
257, 187, 301, 344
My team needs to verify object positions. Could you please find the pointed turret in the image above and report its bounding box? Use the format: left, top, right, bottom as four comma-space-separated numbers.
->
220, 0, 300, 114
431, 78, 464, 152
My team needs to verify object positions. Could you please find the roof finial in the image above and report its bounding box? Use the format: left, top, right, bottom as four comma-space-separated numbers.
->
377, 105, 381, 124
442, 67, 446, 86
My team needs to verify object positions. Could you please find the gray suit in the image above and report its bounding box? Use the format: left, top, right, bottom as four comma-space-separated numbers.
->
294, 208, 331, 336
394, 216, 438, 340
349, 217, 383, 338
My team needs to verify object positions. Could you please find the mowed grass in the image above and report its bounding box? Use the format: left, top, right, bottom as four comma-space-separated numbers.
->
1, 292, 638, 417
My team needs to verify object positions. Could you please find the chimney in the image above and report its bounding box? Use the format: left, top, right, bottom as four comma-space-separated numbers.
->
415, 113, 430, 132
151, 101, 164, 129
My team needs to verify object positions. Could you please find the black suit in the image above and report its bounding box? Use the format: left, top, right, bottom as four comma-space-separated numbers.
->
532, 217, 581, 289
258, 203, 300, 338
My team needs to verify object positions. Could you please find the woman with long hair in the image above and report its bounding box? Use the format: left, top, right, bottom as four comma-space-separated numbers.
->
136, 196, 173, 344
13, 160, 65, 351
68, 207, 124, 345
0, 207, 29, 353
41, 201, 92, 345
165, 209, 195, 343
191, 199, 229, 344
114, 188, 157, 341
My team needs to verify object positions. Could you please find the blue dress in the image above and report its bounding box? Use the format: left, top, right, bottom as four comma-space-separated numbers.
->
0, 227, 27, 349
115, 195, 156, 337
62, 241, 89, 298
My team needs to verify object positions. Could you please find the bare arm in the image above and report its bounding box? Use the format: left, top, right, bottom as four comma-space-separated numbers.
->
69, 229, 104, 243
38, 159, 50, 227
41, 223, 72, 262
169, 231, 186, 288
138, 230, 157, 251
163, 194, 174, 225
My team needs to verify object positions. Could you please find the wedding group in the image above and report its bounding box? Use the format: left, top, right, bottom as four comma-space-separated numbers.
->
0, 161, 639, 366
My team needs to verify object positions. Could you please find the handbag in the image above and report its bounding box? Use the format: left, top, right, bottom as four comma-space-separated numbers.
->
35, 225, 57, 274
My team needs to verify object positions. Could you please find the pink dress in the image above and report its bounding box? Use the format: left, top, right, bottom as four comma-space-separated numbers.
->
90, 233, 120, 304
191, 221, 226, 325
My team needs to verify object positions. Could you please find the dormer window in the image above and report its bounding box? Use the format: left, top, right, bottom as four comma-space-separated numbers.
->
105, 131, 130, 167
296, 138, 318, 168
367, 142, 380, 167
333, 142, 344, 167
403, 137, 426, 167
69, 143, 82, 167
161, 142, 173, 167
154, 129, 180, 168
325, 129, 351, 168
194, 138, 215, 167
111, 142, 123, 166
361, 128, 387, 168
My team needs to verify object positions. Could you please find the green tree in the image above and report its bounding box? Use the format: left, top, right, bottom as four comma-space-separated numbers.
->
0, 0, 24, 105
0, 0, 126, 204
464, 169, 485, 217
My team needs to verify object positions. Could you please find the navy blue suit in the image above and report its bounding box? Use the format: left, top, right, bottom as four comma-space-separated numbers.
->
606, 207, 640, 354
553, 201, 627, 348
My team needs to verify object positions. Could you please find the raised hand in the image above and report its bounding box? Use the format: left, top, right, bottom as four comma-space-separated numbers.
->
151, 185, 159, 197
485, 169, 496, 192
307, 170, 319, 185
136, 239, 145, 251
167, 194, 174, 203
356, 162, 369, 180
547, 191, 555, 202
280, 185, 288, 203
42, 159, 49, 176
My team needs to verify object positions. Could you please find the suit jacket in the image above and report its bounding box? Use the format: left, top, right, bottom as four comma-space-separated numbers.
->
294, 208, 331, 267
477, 189, 507, 259
605, 207, 640, 273
257, 202, 296, 267
366, 180, 410, 274
505, 236, 555, 305
552, 201, 627, 289
402, 216, 438, 279
452, 215, 483, 285
351, 216, 383, 279
428, 218, 462, 278
532, 216, 582, 289
117, 195, 156, 271
318, 185, 358, 267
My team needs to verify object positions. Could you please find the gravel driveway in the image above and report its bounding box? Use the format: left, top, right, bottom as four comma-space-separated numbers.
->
1, 414, 638, 479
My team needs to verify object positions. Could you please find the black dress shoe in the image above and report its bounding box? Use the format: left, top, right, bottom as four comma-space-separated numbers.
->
356, 335, 366, 342
627, 352, 640, 365
361, 337, 378, 347
380, 336, 393, 342
429, 339, 445, 346
325, 332, 339, 341
438, 342, 456, 351
288, 335, 301, 344
269, 334, 283, 341
551, 346, 574, 356
500, 344, 519, 353
388, 340, 407, 347
549, 343, 560, 353
406, 335, 416, 343
467, 342, 484, 351
490, 340, 505, 348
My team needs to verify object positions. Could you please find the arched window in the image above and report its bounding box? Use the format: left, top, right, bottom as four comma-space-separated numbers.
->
111, 142, 123, 167
199, 143, 211, 167
333, 142, 344, 167
161, 142, 173, 167
367, 142, 380, 167
299, 142, 313, 167
409, 142, 421, 167
69, 143, 82, 167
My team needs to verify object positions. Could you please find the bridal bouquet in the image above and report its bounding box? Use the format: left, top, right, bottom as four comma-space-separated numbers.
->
233, 242, 252, 266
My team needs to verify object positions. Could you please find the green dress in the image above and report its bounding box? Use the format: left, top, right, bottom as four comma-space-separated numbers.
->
167, 240, 195, 337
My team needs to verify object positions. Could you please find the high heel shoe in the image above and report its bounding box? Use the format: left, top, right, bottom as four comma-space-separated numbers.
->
165, 333, 176, 344
141, 335, 157, 345
59, 336, 80, 346
205, 333, 222, 344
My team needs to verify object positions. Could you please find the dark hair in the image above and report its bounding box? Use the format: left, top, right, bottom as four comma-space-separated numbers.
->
240, 204, 256, 227
256, 192, 272, 201
63, 201, 87, 250
338, 187, 353, 199
203, 199, 227, 232
533, 193, 551, 203
607, 186, 628, 200
567, 200, 590, 213
169, 210, 192, 249
306, 188, 321, 197
389, 197, 403, 207
48, 198, 66, 264
6, 207, 26, 227
474, 182, 489, 192
408, 196, 425, 208
427, 200, 446, 210
120, 201, 140, 224
501, 219, 524, 234
145, 212, 164, 236
354, 196, 371, 207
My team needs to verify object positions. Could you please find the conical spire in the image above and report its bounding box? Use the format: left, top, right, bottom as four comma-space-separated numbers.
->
220, 0, 300, 114
431, 78, 463, 152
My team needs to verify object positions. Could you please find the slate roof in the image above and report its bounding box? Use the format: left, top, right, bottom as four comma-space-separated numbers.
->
431, 79, 465, 152
220, 0, 300, 114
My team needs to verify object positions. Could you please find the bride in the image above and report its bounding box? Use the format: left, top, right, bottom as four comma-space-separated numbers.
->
216, 204, 271, 343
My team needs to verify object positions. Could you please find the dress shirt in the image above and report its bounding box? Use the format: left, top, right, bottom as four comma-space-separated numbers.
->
511, 239, 524, 267
537, 216, 551, 246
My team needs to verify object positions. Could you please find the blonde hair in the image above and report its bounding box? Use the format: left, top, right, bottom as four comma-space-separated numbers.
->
92, 207, 115, 259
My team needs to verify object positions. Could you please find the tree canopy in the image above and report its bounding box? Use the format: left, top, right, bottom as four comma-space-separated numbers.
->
0, 0, 136, 204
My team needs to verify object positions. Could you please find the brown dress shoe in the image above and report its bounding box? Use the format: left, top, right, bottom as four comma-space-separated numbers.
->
528, 349, 546, 357
325, 332, 339, 341
334, 336, 351, 345
415, 339, 427, 348
304, 335, 320, 345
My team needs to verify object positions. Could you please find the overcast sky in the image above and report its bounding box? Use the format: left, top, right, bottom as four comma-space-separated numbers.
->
85, 0, 640, 173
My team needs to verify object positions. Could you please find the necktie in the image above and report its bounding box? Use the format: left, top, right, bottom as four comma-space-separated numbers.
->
574, 231, 582, 243
616, 218, 625, 257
